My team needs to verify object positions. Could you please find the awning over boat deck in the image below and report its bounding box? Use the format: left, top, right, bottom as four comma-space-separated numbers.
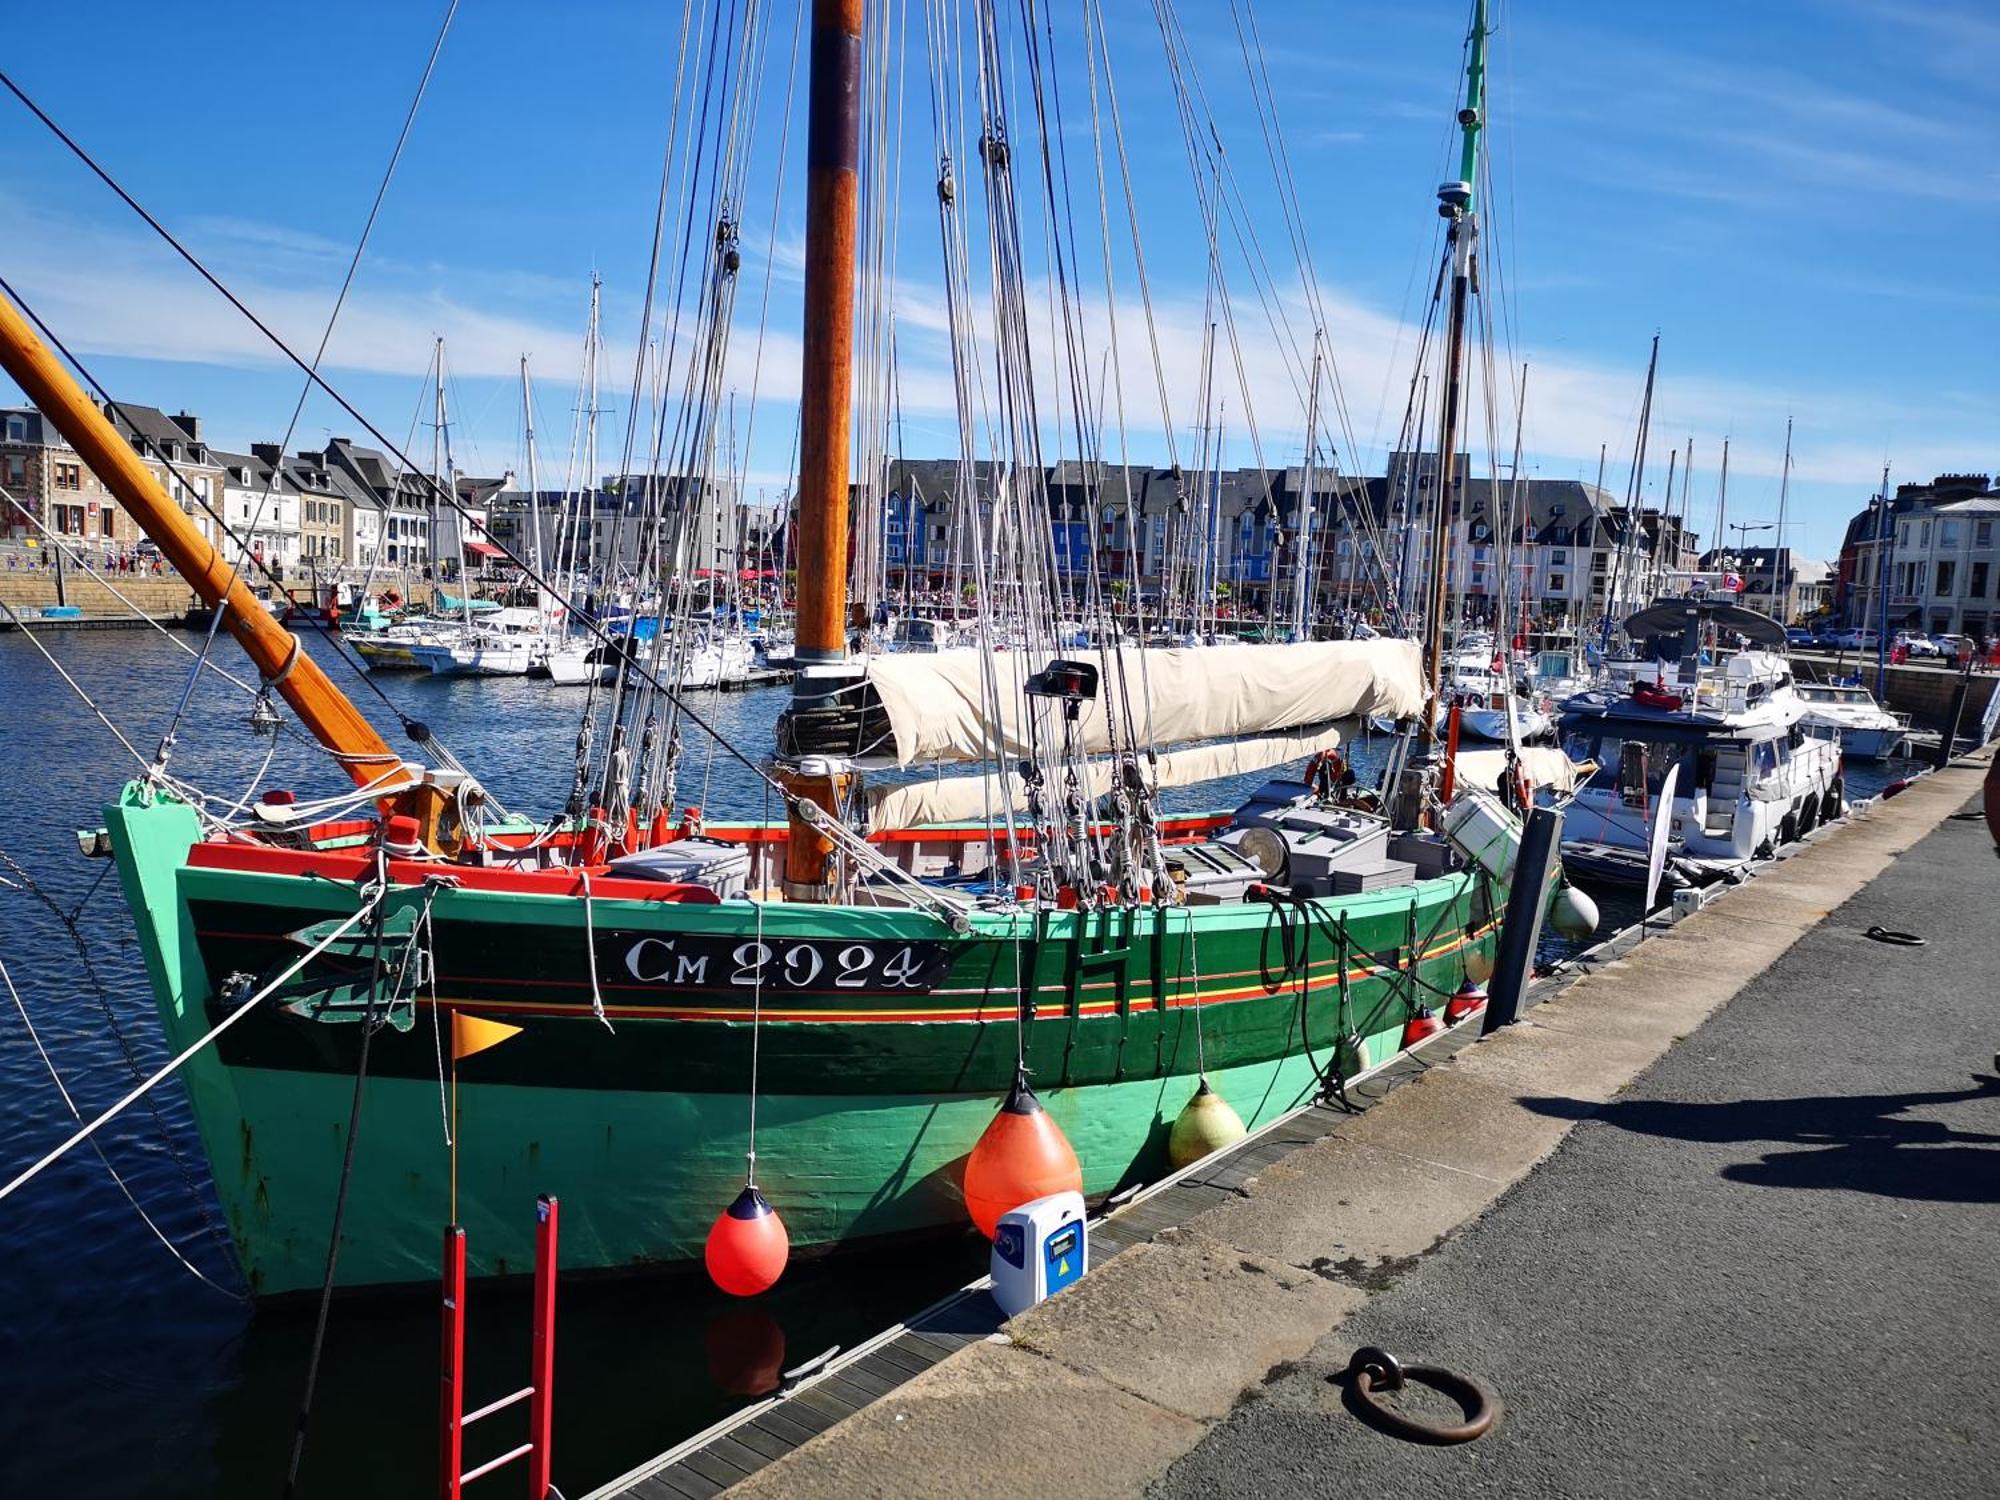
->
864, 722, 1351, 828
862, 638, 1426, 767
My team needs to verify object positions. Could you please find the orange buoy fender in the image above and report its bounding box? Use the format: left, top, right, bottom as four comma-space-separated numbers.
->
705, 1184, 790, 1297
1401, 1006, 1445, 1049
1444, 980, 1487, 1024
963, 1075, 1083, 1240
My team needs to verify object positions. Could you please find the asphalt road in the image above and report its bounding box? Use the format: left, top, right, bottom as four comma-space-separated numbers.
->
1154, 795, 2000, 1499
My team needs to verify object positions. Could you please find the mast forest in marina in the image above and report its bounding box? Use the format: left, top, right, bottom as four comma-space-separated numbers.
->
0, 0, 1583, 1293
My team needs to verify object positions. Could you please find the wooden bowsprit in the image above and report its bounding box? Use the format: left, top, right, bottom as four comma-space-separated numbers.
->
441, 1196, 559, 1499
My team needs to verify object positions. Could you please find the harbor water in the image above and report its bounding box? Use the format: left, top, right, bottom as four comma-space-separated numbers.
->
0, 631, 1917, 1497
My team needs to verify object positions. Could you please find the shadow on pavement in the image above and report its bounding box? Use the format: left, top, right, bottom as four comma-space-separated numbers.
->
1521, 1078, 2000, 1202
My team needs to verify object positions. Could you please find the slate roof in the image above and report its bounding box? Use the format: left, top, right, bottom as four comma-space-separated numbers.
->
209, 448, 299, 494
0, 407, 66, 447
106, 402, 213, 465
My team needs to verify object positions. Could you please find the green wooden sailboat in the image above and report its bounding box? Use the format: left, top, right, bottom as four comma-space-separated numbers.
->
0, 0, 1546, 1296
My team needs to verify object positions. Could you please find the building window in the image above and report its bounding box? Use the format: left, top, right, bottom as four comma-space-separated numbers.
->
1977, 521, 1993, 547
54, 461, 82, 491
1935, 561, 1954, 597
1548, 573, 1567, 592
4, 416, 23, 442
1972, 562, 1990, 600
1940, 520, 1962, 548
1920, 521, 1932, 547
2, 455, 24, 488
1550, 549, 1567, 565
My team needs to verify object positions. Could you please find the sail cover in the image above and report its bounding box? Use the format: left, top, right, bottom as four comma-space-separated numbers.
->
865, 722, 1349, 829
862, 640, 1424, 767
1453, 745, 1585, 795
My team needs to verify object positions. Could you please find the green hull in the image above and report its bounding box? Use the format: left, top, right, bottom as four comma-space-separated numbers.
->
107, 786, 1502, 1295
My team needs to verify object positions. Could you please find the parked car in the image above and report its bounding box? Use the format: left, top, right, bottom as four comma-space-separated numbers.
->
1823, 627, 1880, 650
1895, 632, 1942, 658
1785, 627, 1820, 647
1932, 634, 1969, 666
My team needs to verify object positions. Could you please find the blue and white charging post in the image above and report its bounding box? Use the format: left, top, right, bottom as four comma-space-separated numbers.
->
990, 1191, 1087, 1317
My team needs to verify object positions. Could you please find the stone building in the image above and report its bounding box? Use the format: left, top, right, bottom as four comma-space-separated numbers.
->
1834, 473, 2000, 638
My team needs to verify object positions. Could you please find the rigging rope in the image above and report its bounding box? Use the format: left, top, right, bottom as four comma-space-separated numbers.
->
0, 885, 385, 1205
0, 954, 245, 1299
281, 852, 391, 1498
157, 0, 462, 774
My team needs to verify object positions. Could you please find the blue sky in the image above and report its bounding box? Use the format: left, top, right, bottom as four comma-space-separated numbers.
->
2, 0, 1994, 562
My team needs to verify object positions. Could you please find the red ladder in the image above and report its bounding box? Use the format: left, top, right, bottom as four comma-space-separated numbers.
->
440, 1195, 559, 1499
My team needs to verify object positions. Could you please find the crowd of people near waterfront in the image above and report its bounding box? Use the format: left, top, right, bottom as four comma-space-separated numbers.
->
3, 541, 169, 575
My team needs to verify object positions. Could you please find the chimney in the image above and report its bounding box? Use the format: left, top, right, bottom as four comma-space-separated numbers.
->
251, 443, 282, 465
172, 411, 202, 441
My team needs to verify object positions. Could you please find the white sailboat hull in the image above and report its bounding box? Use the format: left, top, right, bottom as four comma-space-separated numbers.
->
1459, 704, 1551, 742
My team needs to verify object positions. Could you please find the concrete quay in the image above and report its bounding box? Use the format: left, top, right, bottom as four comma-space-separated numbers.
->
0, 570, 196, 627
653, 749, 1996, 1499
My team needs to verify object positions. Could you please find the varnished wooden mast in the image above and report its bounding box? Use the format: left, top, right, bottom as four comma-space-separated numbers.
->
779, 0, 864, 899
0, 288, 407, 789
793, 0, 863, 665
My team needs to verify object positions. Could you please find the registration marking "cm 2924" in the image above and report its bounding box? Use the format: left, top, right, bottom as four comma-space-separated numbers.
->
620, 935, 950, 993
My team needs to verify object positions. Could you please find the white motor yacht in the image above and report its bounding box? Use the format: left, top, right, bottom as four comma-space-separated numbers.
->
1796, 680, 1908, 761
1558, 601, 1844, 887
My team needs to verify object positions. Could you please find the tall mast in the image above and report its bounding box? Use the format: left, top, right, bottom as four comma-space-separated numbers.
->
1772, 416, 1793, 618
1713, 436, 1730, 580
1874, 461, 1892, 693
520, 355, 542, 582
1294, 339, 1322, 641
1657, 446, 1676, 597
428, 335, 444, 590
792, 0, 863, 672
1420, 0, 1487, 742
0, 288, 404, 788
1605, 333, 1657, 642
583, 273, 601, 582
437, 344, 471, 628
776, 0, 865, 900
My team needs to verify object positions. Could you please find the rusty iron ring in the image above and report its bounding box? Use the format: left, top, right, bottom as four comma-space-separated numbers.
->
1340, 1346, 1499, 1445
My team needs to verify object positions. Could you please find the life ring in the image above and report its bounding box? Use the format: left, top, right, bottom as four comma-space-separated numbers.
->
1305, 749, 1347, 799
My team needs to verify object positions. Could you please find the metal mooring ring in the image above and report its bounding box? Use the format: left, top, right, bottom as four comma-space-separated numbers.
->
1341, 1345, 1499, 1445
1863, 926, 1926, 947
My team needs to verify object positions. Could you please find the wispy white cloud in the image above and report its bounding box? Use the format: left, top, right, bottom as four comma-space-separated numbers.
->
3, 183, 1989, 554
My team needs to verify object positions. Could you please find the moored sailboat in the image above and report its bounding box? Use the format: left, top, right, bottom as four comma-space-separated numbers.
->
0, 0, 1567, 1299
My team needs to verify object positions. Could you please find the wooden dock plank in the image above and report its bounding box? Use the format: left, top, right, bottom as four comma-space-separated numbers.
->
824, 1361, 902, 1401
751, 1401, 830, 1446
629, 1465, 721, 1500
678, 1446, 750, 1490
788, 1381, 863, 1424
702, 1435, 772, 1479
729, 1421, 794, 1463
869, 1338, 939, 1377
